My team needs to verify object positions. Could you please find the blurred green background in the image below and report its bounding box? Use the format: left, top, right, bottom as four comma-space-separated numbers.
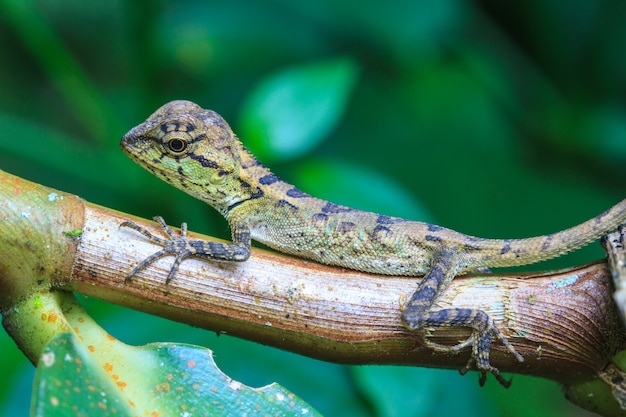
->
1, 0, 625, 416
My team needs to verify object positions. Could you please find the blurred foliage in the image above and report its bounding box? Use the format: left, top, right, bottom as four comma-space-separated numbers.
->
0, 0, 625, 416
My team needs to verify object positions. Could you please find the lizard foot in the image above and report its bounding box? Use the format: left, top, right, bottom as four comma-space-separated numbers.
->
120, 216, 195, 283
407, 308, 523, 388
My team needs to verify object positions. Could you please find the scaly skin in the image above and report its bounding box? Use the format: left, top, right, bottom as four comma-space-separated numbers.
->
120, 100, 626, 387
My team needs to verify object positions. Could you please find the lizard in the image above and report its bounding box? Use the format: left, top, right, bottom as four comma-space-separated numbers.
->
119, 99, 626, 387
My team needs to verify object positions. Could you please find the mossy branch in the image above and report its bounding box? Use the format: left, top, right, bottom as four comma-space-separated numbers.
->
1, 168, 625, 415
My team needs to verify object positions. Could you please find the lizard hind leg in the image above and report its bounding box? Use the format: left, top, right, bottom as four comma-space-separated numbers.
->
401, 254, 523, 387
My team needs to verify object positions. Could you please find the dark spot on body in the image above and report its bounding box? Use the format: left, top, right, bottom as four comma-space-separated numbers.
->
377, 215, 403, 224
373, 225, 391, 234
259, 173, 280, 185
311, 213, 329, 231
464, 243, 483, 252
286, 188, 309, 198
427, 224, 444, 232
428, 263, 446, 282
425, 235, 442, 242
189, 153, 219, 168
409, 285, 438, 310
372, 225, 393, 242
500, 240, 512, 255
337, 222, 356, 234
447, 309, 475, 326
160, 123, 185, 133
161, 122, 195, 133
311, 213, 329, 223
238, 180, 265, 198
275, 199, 298, 210
541, 234, 553, 251
227, 185, 264, 211
249, 187, 264, 199
321, 202, 353, 214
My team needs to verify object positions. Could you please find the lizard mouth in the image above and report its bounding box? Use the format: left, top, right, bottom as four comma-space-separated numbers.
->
120, 133, 152, 160
119, 132, 137, 155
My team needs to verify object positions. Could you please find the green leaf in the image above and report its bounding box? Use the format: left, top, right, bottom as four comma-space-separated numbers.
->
32, 333, 321, 417
63, 230, 83, 238
239, 57, 359, 161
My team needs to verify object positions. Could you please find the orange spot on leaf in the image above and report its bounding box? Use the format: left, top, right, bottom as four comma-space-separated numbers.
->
47, 311, 58, 323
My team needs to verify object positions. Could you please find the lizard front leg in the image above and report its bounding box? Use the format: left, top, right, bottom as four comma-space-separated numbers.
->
121, 216, 250, 283
401, 250, 524, 387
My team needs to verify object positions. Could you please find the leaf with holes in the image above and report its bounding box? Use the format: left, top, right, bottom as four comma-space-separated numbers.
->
32, 332, 320, 417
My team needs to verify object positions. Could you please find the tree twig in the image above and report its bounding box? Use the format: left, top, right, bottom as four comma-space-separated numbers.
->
1, 168, 624, 389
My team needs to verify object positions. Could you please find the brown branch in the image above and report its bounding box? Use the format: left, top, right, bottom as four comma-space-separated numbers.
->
604, 227, 626, 324
1, 168, 624, 389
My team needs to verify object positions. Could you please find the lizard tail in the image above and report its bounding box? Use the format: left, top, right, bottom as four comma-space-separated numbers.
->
468, 199, 626, 269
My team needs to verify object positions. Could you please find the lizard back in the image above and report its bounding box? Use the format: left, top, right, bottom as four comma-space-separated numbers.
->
121, 100, 626, 276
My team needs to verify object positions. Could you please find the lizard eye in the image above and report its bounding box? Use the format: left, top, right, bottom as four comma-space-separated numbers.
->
167, 137, 187, 153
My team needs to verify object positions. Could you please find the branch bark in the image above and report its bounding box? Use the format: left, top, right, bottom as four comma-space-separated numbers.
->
1, 168, 624, 393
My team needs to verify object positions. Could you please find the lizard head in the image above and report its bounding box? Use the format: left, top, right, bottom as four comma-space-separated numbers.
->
121, 100, 251, 214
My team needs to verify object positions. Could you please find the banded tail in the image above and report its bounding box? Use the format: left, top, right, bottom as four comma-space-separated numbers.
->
470, 199, 626, 269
